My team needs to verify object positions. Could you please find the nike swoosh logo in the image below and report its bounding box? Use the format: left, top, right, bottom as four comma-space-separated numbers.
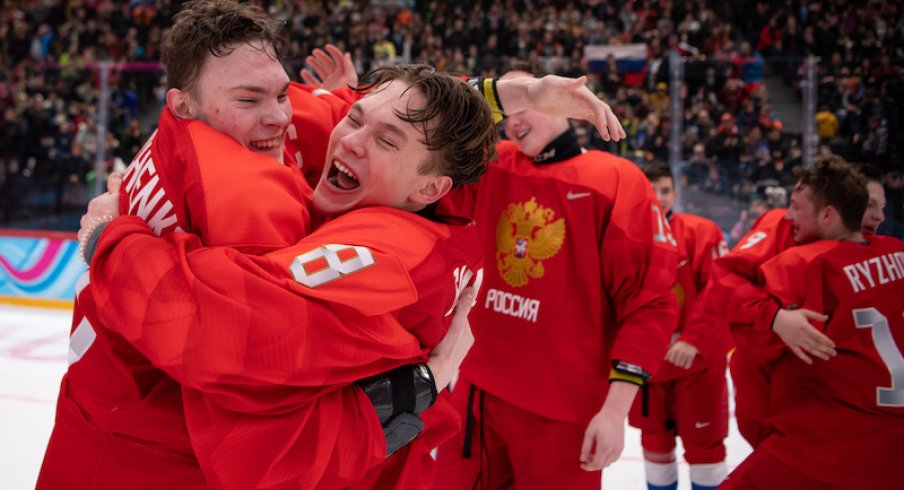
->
694, 422, 711, 429
678, 259, 689, 267
566, 191, 591, 200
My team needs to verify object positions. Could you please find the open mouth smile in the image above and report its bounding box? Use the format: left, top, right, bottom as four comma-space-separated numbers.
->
326, 159, 360, 190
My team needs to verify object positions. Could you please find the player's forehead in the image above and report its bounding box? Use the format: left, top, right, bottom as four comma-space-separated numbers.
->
867, 181, 886, 205
790, 184, 814, 202
198, 42, 286, 85
358, 80, 431, 139
651, 176, 674, 189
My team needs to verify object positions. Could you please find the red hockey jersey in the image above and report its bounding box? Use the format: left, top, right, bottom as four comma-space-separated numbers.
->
39, 84, 349, 489
707, 208, 795, 340
446, 140, 679, 425
653, 212, 729, 382
757, 236, 904, 490
88, 207, 482, 489
688, 208, 794, 433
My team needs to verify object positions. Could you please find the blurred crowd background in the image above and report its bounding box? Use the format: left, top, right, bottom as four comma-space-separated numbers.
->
1, 0, 902, 243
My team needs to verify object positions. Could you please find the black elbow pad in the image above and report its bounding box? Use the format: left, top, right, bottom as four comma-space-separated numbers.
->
359, 363, 438, 425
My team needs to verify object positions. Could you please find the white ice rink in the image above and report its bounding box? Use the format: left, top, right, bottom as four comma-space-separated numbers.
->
0, 304, 751, 489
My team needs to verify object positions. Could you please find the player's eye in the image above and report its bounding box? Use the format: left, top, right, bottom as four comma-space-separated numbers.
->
378, 137, 397, 149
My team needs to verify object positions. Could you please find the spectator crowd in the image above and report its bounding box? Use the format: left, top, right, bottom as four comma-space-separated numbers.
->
1, 0, 901, 239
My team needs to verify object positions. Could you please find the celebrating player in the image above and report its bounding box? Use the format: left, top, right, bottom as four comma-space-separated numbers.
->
721, 158, 904, 490
628, 164, 730, 490
434, 68, 678, 489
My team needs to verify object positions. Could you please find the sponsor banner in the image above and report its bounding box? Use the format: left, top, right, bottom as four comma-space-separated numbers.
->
0, 230, 81, 308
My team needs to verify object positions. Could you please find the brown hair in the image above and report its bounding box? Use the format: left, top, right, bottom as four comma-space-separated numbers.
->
794, 155, 868, 232
356, 65, 497, 187
644, 163, 673, 183
854, 162, 884, 185
162, 0, 284, 91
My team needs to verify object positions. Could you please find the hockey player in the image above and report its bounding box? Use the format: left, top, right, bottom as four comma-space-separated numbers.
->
434, 69, 679, 489
37, 3, 475, 488
721, 158, 904, 490
703, 159, 888, 448
628, 164, 730, 490
75, 65, 496, 489
43, 11, 627, 486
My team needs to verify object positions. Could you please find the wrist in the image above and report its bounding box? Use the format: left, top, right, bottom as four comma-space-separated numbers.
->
494, 76, 531, 115
468, 77, 505, 124
79, 216, 114, 265
600, 382, 639, 417
769, 300, 788, 331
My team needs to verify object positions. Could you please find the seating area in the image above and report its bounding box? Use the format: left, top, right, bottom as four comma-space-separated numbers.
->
1, 0, 900, 237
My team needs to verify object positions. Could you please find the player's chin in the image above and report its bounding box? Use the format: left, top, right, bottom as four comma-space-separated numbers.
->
312, 188, 355, 217
251, 145, 284, 162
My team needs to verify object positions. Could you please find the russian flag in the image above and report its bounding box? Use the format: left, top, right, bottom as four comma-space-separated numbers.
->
584, 44, 648, 87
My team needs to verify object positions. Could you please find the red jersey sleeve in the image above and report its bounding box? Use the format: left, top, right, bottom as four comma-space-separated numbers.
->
89, 209, 480, 488
708, 209, 795, 347
90, 215, 429, 408
752, 243, 827, 362
676, 214, 730, 359
603, 161, 679, 376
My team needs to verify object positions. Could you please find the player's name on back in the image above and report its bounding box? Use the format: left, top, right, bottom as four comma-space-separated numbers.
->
843, 252, 904, 293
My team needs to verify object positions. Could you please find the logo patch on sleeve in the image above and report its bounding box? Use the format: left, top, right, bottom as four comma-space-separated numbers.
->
290, 244, 375, 288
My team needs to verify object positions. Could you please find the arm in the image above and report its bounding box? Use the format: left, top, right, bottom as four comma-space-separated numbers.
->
81, 153, 466, 431
704, 210, 792, 342
581, 161, 680, 470
300, 44, 625, 142
760, 250, 835, 365
670, 220, 729, 367
87, 215, 426, 410
580, 382, 636, 470
488, 74, 626, 142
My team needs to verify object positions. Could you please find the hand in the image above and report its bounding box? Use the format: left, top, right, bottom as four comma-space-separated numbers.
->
427, 287, 476, 391
580, 407, 625, 471
772, 308, 835, 364
664, 340, 699, 369
580, 382, 635, 471
300, 44, 357, 91
502, 74, 626, 142
78, 172, 122, 241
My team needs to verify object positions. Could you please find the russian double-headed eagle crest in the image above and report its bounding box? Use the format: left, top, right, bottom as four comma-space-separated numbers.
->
496, 197, 566, 287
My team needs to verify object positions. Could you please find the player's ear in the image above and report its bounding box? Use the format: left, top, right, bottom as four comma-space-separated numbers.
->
821, 205, 838, 226
166, 88, 193, 119
411, 175, 453, 206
